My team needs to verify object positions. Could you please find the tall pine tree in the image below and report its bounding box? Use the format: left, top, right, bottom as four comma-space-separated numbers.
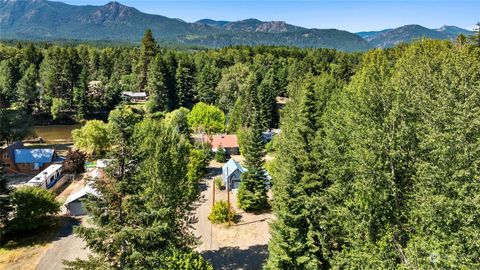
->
266, 74, 337, 269
16, 64, 39, 113
257, 69, 279, 129
136, 29, 158, 92
73, 68, 89, 120
145, 54, 169, 112
237, 101, 268, 211
175, 56, 196, 108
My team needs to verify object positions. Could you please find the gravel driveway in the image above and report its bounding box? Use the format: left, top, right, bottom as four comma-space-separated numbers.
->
36, 218, 89, 270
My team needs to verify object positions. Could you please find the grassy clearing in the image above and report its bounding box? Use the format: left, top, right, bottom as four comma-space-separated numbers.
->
0, 216, 69, 270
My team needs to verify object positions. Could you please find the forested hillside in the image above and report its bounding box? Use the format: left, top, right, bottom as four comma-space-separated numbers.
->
361, 25, 474, 48
0, 0, 372, 51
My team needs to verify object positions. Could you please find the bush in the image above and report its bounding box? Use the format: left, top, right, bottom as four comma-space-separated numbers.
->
215, 146, 227, 163
208, 200, 237, 224
265, 140, 275, 152
214, 176, 225, 190
187, 148, 210, 183
7, 186, 60, 233
63, 149, 87, 174
162, 248, 213, 270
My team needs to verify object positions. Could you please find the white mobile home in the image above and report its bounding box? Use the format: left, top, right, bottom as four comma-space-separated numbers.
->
27, 164, 63, 189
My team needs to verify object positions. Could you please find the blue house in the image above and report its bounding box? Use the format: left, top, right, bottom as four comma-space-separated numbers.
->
222, 159, 272, 191
1, 142, 61, 175
222, 159, 246, 190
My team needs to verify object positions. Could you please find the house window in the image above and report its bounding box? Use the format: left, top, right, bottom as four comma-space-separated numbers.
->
2, 154, 8, 158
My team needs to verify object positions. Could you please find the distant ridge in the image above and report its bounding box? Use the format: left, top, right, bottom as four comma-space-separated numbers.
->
0, 0, 474, 50
357, 24, 474, 48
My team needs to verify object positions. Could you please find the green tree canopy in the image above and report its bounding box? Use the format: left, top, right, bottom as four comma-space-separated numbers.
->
187, 102, 225, 134
7, 187, 60, 233
72, 120, 110, 156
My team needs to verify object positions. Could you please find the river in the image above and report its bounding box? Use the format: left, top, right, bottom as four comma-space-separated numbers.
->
32, 124, 82, 144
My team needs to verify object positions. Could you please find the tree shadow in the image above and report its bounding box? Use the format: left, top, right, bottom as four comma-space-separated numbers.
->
202, 244, 268, 270
206, 167, 222, 178
1, 216, 79, 249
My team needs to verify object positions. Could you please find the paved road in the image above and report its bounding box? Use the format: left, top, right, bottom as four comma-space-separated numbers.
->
36, 218, 89, 270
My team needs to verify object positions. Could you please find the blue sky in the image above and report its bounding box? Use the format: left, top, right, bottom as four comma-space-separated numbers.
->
62, 0, 480, 32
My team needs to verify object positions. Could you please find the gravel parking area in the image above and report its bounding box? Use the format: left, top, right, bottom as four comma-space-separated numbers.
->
192, 160, 273, 269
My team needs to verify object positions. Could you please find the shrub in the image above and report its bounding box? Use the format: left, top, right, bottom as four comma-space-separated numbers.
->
187, 148, 210, 183
214, 176, 225, 190
7, 186, 60, 233
208, 200, 237, 224
265, 139, 275, 152
63, 149, 87, 174
215, 146, 227, 163
162, 248, 213, 270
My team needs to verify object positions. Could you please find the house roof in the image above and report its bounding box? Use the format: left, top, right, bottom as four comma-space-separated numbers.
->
223, 159, 246, 178
204, 134, 239, 149
2, 141, 24, 154
14, 148, 54, 164
64, 184, 98, 205
121, 91, 147, 98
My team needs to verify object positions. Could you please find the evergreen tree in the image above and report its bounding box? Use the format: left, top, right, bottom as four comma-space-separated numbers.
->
257, 69, 279, 129
16, 64, 39, 113
266, 74, 336, 269
73, 68, 89, 120
67, 106, 211, 269
196, 61, 220, 104
237, 109, 268, 211
396, 41, 480, 269
175, 56, 196, 108
145, 54, 168, 112
162, 51, 178, 110
0, 59, 19, 109
137, 29, 158, 92
67, 106, 141, 269
63, 47, 81, 108
21, 43, 43, 70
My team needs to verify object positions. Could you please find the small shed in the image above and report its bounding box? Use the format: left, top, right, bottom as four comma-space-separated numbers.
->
222, 159, 246, 190
64, 185, 98, 216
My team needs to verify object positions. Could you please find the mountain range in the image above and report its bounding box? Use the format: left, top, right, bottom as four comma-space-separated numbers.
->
0, 0, 475, 51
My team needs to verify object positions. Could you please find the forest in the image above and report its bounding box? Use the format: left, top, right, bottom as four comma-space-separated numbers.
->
1, 28, 480, 269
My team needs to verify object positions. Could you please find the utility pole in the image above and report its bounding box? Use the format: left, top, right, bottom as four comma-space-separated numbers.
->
212, 176, 216, 207
227, 174, 231, 227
